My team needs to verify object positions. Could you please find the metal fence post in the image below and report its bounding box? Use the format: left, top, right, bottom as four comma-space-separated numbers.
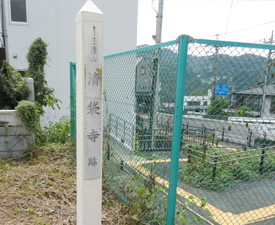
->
248, 130, 252, 147
212, 153, 218, 182
222, 126, 225, 141
107, 145, 110, 160
259, 144, 266, 174
166, 35, 190, 225
70, 62, 76, 141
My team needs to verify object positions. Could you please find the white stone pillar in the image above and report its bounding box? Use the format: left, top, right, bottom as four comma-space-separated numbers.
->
26, 78, 35, 102
76, 1, 103, 224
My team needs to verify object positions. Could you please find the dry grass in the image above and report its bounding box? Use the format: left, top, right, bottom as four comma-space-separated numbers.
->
0, 142, 146, 225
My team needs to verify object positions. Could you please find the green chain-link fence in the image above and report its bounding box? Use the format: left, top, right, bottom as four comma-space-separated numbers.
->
71, 35, 275, 224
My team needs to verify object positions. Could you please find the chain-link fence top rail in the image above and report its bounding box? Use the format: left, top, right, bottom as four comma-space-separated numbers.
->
175, 39, 275, 225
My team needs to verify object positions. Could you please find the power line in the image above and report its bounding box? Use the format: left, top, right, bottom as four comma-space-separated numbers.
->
224, 0, 234, 40
200, 20, 275, 39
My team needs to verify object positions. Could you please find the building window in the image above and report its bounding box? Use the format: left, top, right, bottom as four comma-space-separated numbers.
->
140, 67, 145, 75
10, 0, 27, 23
203, 101, 208, 106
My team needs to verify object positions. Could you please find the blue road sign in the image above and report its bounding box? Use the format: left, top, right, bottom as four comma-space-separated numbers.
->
215, 85, 228, 95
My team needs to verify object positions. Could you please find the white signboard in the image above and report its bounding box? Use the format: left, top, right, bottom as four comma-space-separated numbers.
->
84, 22, 103, 180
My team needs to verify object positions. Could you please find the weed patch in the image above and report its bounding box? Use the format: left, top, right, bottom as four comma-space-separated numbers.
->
179, 143, 275, 190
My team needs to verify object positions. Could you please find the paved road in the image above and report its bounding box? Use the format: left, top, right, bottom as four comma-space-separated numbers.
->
157, 113, 275, 146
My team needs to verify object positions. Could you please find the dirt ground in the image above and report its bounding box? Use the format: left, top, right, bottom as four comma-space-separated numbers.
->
0, 143, 145, 225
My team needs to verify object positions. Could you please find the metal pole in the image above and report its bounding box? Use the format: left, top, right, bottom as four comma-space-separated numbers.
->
166, 35, 191, 225
259, 144, 266, 174
1, 0, 5, 47
212, 35, 219, 101
261, 30, 273, 117
249, 130, 252, 147
150, 0, 164, 149
70, 62, 76, 141
1, 0, 9, 59
212, 47, 218, 101
155, 0, 164, 44
212, 153, 218, 182
222, 126, 225, 142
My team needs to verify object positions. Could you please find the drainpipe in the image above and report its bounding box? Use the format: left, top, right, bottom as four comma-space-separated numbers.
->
1, 0, 9, 60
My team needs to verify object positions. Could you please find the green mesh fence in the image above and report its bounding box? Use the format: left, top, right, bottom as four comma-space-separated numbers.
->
79, 34, 275, 224
174, 38, 275, 225
103, 39, 183, 224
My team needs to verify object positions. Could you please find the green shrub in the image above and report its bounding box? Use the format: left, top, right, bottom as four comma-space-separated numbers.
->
26, 37, 61, 114
15, 100, 39, 130
206, 97, 229, 116
15, 100, 70, 146
233, 106, 254, 117
0, 61, 29, 106
179, 143, 275, 190
42, 120, 70, 145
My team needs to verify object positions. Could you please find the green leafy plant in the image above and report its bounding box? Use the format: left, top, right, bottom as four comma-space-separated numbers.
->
42, 120, 70, 144
26, 37, 61, 114
206, 97, 229, 116
15, 100, 70, 146
233, 106, 254, 117
0, 61, 29, 109
15, 100, 39, 130
34, 217, 50, 225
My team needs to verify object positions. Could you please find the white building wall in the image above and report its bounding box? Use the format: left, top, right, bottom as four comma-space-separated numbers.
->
4, 0, 138, 125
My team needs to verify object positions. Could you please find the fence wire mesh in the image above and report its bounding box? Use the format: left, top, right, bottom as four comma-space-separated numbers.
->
68, 35, 275, 224
103, 41, 182, 224
174, 39, 275, 225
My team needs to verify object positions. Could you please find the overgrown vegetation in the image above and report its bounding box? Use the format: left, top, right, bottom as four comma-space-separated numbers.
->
103, 132, 212, 224
0, 141, 134, 225
14, 99, 70, 146
41, 120, 71, 145
179, 143, 275, 191
0, 61, 29, 109
206, 97, 229, 116
26, 37, 61, 114
15, 100, 38, 130
233, 106, 254, 117
0, 120, 136, 224
0, 142, 76, 224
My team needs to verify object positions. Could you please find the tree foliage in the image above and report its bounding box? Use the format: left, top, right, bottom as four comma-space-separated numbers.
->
26, 37, 60, 114
0, 61, 29, 102
206, 97, 229, 115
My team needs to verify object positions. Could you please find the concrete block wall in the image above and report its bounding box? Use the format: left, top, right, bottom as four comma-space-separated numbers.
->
0, 78, 35, 158
0, 110, 33, 158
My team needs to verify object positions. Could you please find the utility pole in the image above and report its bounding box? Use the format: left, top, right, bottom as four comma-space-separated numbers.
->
155, 0, 164, 44
150, 0, 164, 150
261, 30, 274, 118
211, 34, 219, 101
